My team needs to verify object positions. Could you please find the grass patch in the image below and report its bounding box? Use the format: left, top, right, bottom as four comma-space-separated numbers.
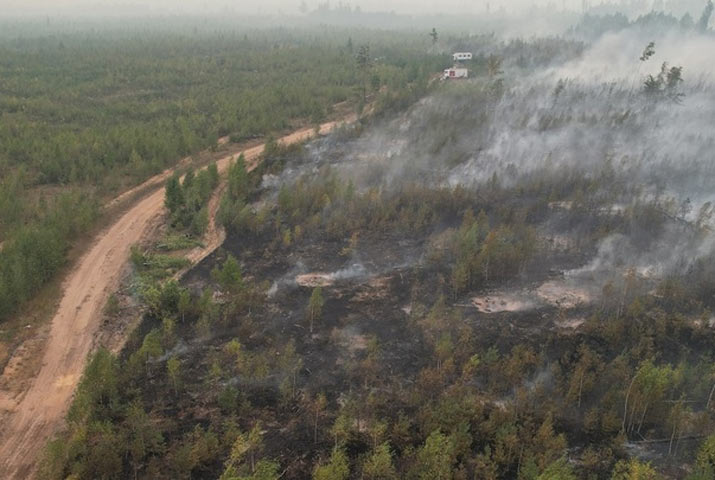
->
155, 233, 203, 252
131, 247, 191, 280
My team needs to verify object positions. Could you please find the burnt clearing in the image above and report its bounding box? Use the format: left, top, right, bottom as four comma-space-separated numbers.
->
130, 155, 711, 478
113, 122, 715, 476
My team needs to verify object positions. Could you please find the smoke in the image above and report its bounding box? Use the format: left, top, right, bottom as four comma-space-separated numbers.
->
329, 263, 368, 281
545, 29, 715, 83
344, 30, 715, 199
257, 25, 715, 298
570, 221, 715, 283
276, 262, 369, 291
267, 260, 307, 297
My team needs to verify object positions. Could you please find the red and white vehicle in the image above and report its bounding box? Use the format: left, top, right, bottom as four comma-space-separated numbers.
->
442, 67, 469, 80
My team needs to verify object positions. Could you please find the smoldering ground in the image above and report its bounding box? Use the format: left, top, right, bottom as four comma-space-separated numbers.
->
254, 26, 715, 308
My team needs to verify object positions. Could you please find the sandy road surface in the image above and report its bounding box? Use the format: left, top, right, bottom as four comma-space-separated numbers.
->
0, 117, 352, 479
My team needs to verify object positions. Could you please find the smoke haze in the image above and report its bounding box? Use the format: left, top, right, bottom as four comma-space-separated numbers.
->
2, 0, 712, 18
257, 20, 715, 297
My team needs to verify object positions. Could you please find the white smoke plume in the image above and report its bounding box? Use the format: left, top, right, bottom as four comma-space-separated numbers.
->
266, 26, 715, 289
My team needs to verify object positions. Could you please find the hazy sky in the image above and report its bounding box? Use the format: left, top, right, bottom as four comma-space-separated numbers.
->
2, 0, 707, 18
0, 0, 600, 15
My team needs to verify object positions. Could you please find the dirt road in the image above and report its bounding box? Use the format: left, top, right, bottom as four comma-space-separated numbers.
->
0, 118, 352, 479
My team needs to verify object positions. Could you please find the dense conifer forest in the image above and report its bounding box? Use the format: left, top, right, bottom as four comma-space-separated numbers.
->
0, 24, 440, 322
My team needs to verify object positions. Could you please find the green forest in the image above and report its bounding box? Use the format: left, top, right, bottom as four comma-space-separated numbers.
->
0, 24, 441, 323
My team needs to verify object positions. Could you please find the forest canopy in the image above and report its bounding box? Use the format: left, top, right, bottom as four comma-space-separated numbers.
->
0, 23, 442, 322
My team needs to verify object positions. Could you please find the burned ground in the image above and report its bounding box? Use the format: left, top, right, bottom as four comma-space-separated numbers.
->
102, 131, 715, 477
137, 154, 710, 478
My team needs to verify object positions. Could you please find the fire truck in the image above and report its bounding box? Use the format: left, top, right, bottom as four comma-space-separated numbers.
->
442, 67, 469, 80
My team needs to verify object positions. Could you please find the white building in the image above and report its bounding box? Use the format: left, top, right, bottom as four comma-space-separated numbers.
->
453, 52, 473, 62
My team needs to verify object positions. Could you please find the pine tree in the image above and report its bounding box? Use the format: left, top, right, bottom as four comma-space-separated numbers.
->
698, 0, 714, 32
313, 447, 349, 480
165, 173, 184, 213
307, 286, 325, 333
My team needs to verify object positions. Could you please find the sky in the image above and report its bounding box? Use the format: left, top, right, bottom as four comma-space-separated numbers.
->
0, 0, 622, 16
1, 0, 707, 19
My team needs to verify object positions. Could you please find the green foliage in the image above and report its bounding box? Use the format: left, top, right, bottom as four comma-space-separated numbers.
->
685, 465, 715, 480
167, 355, 182, 392
127, 329, 164, 377
165, 164, 219, 235
643, 62, 685, 103
610, 459, 662, 480
132, 248, 191, 279
43, 348, 166, 480
451, 209, 536, 295
413, 430, 456, 480
696, 434, 715, 471
104, 293, 120, 317
362, 443, 397, 480
156, 233, 201, 252
218, 385, 242, 414
165, 173, 184, 213
221, 460, 280, 480
67, 348, 120, 425
0, 190, 98, 320
228, 155, 249, 202
536, 457, 578, 480
623, 360, 673, 435
218, 154, 256, 232
38, 27, 715, 480
307, 286, 325, 333
356, 44, 373, 102
313, 447, 350, 480
80, 421, 124, 478
125, 401, 165, 475
156, 233, 202, 251
0, 28, 397, 189
212, 255, 244, 293
47, 166, 715, 480
219, 422, 267, 478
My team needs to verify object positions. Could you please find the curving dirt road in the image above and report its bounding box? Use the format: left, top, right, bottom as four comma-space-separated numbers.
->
0, 118, 352, 479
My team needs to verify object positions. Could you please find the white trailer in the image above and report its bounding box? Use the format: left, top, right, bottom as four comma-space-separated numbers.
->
453, 52, 473, 62
443, 67, 469, 80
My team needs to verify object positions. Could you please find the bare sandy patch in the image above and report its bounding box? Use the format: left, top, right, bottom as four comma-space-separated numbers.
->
537, 280, 593, 309
296, 264, 368, 288
296, 273, 334, 288
331, 325, 368, 356
555, 317, 586, 330
472, 292, 536, 313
